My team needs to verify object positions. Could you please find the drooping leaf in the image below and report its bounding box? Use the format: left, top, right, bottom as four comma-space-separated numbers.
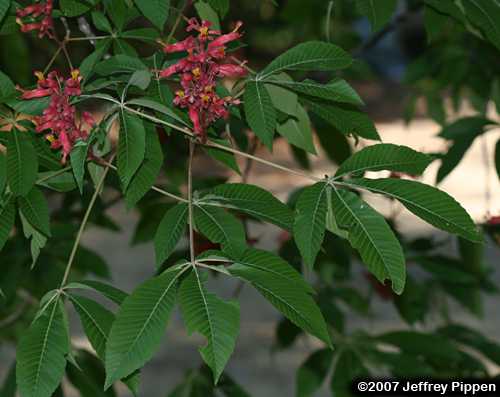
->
179, 270, 239, 383
16, 299, 69, 397
302, 98, 380, 141
66, 280, 128, 306
244, 80, 276, 150
207, 183, 294, 231
277, 104, 316, 154
70, 141, 90, 194
134, 0, 170, 29
462, 0, 500, 50
330, 187, 405, 294
335, 144, 432, 178
105, 267, 184, 388
117, 111, 146, 190
125, 127, 163, 207
293, 182, 328, 269
330, 349, 369, 397
264, 73, 299, 116
356, 0, 398, 31
296, 349, 333, 397
228, 247, 314, 293
154, 203, 188, 267
0, 0, 10, 26
228, 263, 331, 346
0, 199, 15, 251
19, 211, 47, 268
194, 1, 220, 30
0, 150, 6, 195
265, 78, 363, 106
194, 204, 246, 256
6, 129, 38, 196
438, 117, 494, 140
204, 138, 241, 174
344, 178, 481, 242
17, 187, 51, 237
69, 294, 114, 360
260, 41, 352, 78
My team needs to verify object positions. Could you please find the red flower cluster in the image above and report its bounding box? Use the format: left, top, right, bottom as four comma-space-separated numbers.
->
16, 0, 54, 39
159, 18, 247, 139
19, 70, 95, 163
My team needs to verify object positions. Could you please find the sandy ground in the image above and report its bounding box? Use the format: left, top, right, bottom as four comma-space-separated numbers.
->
1, 113, 500, 396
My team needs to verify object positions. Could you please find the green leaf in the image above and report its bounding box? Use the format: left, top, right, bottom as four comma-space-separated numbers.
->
266, 78, 363, 106
60, 0, 92, 17
70, 280, 128, 305
103, 0, 128, 31
265, 73, 299, 116
118, 111, 146, 190
92, 11, 113, 32
204, 138, 241, 174
330, 350, 369, 397
6, 129, 38, 196
104, 267, 184, 388
330, 187, 405, 294
0, 199, 15, 251
356, 0, 398, 31
95, 55, 147, 76
128, 70, 151, 91
344, 178, 481, 242
260, 41, 352, 78
125, 127, 163, 207
194, 1, 220, 30
37, 171, 77, 192
80, 40, 112, 83
244, 80, 276, 150
69, 294, 113, 360
0, 69, 16, 100
70, 140, 90, 194
18, 187, 51, 237
127, 98, 189, 127
134, 0, 169, 29
302, 99, 380, 141
438, 117, 494, 140
207, 0, 229, 18
293, 182, 328, 269
194, 204, 246, 256
437, 134, 476, 183
19, 211, 47, 268
0, 361, 16, 397
121, 28, 158, 42
228, 261, 331, 346
154, 203, 188, 267
16, 299, 69, 397
228, 247, 314, 293
179, 270, 239, 383
277, 105, 316, 154
0, 0, 10, 25
462, 0, 500, 50
335, 144, 432, 178
207, 183, 294, 231
296, 349, 333, 397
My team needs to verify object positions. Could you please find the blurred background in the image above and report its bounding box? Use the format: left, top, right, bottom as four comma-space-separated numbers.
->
1, 0, 500, 396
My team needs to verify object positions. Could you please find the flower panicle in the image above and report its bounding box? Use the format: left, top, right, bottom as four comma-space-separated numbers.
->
18, 70, 94, 164
16, 0, 54, 39
158, 18, 247, 139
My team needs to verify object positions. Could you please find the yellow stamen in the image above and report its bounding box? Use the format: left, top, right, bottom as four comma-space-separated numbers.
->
71, 69, 80, 80
204, 85, 213, 93
16, 17, 23, 26
176, 90, 185, 98
46, 135, 55, 143
200, 26, 209, 36
34, 71, 45, 81
192, 68, 201, 78
201, 94, 210, 104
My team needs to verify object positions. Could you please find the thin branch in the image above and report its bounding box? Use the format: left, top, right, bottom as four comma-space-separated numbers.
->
188, 140, 196, 265
59, 155, 114, 288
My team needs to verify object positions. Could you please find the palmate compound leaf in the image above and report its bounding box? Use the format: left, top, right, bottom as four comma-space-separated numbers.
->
243, 80, 276, 150
259, 41, 352, 79
104, 266, 186, 389
334, 144, 432, 178
343, 178, 481, 242
16, 297, 69, 397
206, 183, 294, 231
227, 251, 331, 346
330, 186, 406, 294
293, 182, 328, 269
179, 269, 240, 383
154, 203, 188, 267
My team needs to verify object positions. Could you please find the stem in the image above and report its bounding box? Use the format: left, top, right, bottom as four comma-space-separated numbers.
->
36, 166, 72, 184
67, 35, 110, 42
59, 155, 114, 288
188, 140, 196, 265
43, 46, 63, 74
166, 1, 187, 45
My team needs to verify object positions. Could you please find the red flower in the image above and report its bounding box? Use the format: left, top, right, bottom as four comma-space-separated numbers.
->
16, 0, 54, 39
18, 70, 93, 163
159, 19, 246, 140
487, 216, 500, 226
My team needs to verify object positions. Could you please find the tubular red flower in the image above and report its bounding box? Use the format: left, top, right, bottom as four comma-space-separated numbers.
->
16, 0, 54, 39
159, 18, 247, 139
19, 70, 92, 163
